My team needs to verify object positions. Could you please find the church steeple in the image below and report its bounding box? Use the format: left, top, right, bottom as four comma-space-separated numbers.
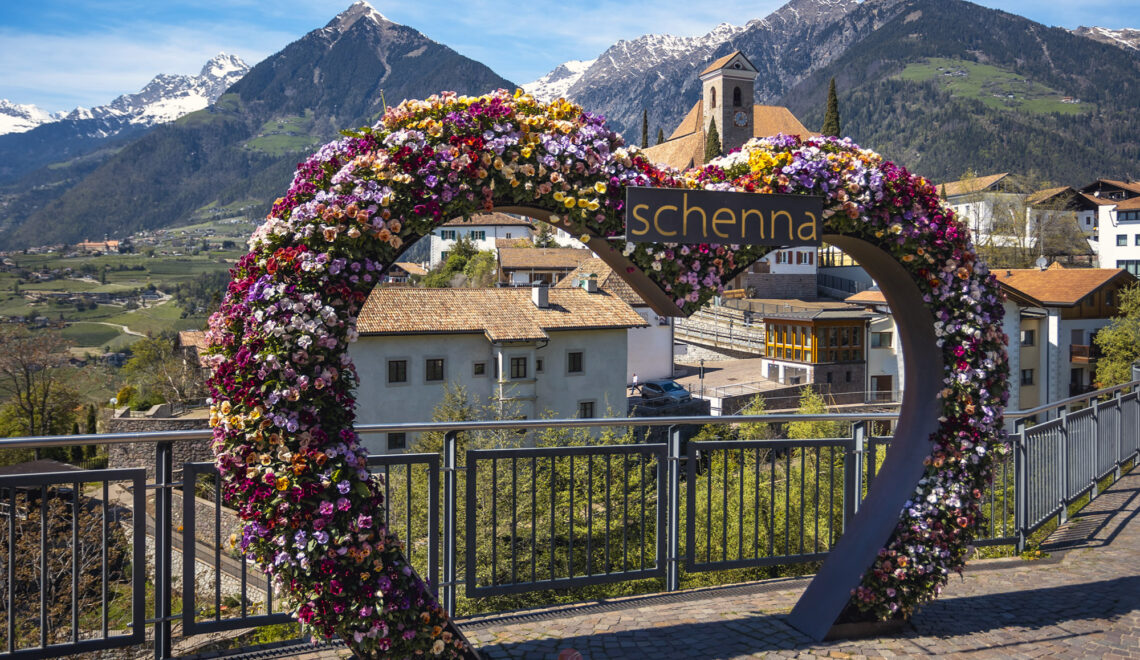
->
699, 51, 758, 154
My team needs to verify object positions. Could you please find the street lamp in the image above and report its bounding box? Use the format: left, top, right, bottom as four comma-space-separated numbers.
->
699, 358, 705, 397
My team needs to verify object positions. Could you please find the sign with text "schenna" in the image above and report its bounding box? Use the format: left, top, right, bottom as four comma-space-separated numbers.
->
624, 187, 823, 246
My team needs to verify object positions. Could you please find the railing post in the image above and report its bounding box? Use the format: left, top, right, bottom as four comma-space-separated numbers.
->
843, 421, 866, 529
442, 430, 458, 617
1115, 391, 1123, 480
1091, 398, 1101, 500
1014, 419, 1027, 554
665, 426, 681, 592
1059, 409, 1069, 526
154, 442, 173, 660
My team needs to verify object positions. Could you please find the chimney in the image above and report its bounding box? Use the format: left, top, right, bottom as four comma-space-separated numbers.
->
581, 274, 598, 293
531, 282, 549, 308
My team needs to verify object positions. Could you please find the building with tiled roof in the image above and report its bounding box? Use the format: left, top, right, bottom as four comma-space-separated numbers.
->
556, 258, 674, 382
995, 264, 1134, 411
1025, 186, 1103, 237
383, 262, 428, 284
497, 246, 593, 285
177, 330, 210, 368
429, 212, 535, 268
349, 286, 647, 452
641, 51, 814, 171
1074, 179, 1140, 277
936, 172, 1035, 247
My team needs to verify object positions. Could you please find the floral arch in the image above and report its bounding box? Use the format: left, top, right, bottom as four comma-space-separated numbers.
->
206, 89, 1009, 656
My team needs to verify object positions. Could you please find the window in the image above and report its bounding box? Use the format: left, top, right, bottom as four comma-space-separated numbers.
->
510, 356, 527, 379
578, 401, 595, 418
1021, 329, 1035, 346
1118, 234, 1128, 246
1118, 260, 1140, 277
1106, 290, 1115, 306
387, 433, 406, 451
845, 371, 852, 383
471, 230, 486, 241
440, 230, 456, 240
473, 362, 486, 376
567, 351, 583, 373
1135, 234, 1140, 246
425, 358, 444, 382
710, 87, 716, 108
505, 232, 512, 239
826, 372, 833, 384
535, 358, 544, 373
732, 86, 742, 107
387, 359, 407, 384
871, 332, 893, 348
1021, 369, 1034, 386
440, 251, 449, 261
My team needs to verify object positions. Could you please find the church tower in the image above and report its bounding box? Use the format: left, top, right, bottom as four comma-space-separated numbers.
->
699, 51, 758, 154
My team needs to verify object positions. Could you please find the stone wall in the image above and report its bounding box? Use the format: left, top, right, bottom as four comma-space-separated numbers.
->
106, 416, 212, 481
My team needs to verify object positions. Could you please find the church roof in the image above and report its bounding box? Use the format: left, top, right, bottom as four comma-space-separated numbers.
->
699, 51, 756, 75
644, 102, 814, 170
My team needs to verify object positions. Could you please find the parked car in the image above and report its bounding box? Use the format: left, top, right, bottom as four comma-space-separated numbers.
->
638, 379, 692, 403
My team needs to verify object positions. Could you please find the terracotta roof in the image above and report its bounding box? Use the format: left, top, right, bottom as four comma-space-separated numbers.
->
496, 238, 533, 249
1025, 186, 1070, 205
1080, 193, 1116, 206
392, 262, 427, 276
1097, 179, 1140, 195
356, 288, 647, 342
442, 212, 534, 227
178, 330, 208, 352
1116, 197, 1140, 210
644, 102, 814, 170
994, 265, 1135, 306
555, 258, 644, 306
498, 247, 593, 270
845, 289, 887, 305
700, 51, 740, 75
939, 173, 1010, 198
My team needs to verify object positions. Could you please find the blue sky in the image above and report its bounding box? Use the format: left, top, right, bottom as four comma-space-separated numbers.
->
2, 0, 1138, 113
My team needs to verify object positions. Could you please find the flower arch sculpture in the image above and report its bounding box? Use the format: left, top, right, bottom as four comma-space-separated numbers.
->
207, 89, 1009, 656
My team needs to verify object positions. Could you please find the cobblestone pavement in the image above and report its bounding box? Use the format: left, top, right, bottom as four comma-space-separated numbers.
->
460, 469, 1140, 659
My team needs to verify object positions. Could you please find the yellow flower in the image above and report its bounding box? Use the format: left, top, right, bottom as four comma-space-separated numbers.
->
564, 197, 577, 208
594, 181, 607, 194
553, 191, 565, 202
220, 401, 231, 415
275, 476, 290, 491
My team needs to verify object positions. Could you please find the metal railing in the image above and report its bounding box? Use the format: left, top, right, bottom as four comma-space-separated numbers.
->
0, 381, 1137, 659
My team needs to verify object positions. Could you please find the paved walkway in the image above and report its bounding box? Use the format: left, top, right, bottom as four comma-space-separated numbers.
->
460, 469, 1140, 659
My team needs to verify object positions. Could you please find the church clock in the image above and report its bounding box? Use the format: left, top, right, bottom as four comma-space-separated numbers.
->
733, 110, 748, 127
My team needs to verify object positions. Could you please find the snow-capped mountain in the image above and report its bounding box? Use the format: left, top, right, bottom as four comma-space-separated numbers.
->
59, 53, 250, 134
0, 100, 64, 136
523, 59, 596, 101
528, 0, 879, 137
1073, 26, 1140, 52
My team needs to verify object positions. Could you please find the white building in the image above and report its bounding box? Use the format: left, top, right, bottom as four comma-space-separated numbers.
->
844, 290, 905, 403
996, 264, 1136, 415
939, 172, 1032, 246
349, 285, 647, 453
429, 213, 534, 267
1080, 179, 1140, 277
555, 258, 674, 383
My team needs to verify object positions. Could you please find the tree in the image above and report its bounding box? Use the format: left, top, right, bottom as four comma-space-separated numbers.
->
640, 109, 648, 149
821, 77, 841, 137
121, 335, 205, 404
787, 387, 849, 440
0, 327, 76, 439
86, 404, 97, 434
704, 119, 721, 161
420, 237, 479, 288
462, 250, 498, 288
1095, 284, 1140, 387
656, 128, 665, 145
532, 221, 557, 248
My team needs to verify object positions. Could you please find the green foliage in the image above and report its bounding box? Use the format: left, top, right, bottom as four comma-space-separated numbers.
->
641, 108, 649, 149
115, 385, 137, 408
122, 334, 205, 403
463, 250, 498, 287
421, 238, 494, 288
1095, 284, 1140, 387
704, 119, 721, 162
656, 128, 665, 145
532, 221, 557, 248
821, 77, 841, 136
787, 388, 850, 440
897, 58, 1093, 115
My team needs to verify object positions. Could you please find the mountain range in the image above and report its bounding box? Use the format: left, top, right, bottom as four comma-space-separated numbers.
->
0, 0, 1137, 250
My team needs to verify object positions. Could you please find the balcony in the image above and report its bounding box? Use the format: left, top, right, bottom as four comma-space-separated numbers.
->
1070, 344, 1101, 364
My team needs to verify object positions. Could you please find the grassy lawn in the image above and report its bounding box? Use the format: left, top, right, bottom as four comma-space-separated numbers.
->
898, 57, 1093, 115
61, 322, 123, 347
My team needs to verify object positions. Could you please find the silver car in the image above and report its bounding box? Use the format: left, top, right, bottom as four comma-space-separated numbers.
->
638, 379, 692, 403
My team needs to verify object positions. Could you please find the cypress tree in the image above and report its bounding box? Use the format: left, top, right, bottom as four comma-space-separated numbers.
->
656, 128, 665, 145
86, 404, 97, 434
641, 109, 649, 148
821, 77, 841, 137
705, 119, 721, 161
